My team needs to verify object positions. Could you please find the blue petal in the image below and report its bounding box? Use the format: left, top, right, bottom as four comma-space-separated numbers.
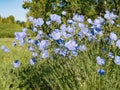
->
98, 69, 105, 75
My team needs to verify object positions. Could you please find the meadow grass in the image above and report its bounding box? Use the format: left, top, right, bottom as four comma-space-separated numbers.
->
0, 38, 31, 90
0, 37, 120, 90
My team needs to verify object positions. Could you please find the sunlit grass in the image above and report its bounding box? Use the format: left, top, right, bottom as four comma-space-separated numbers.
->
0, 38, 31, 66
0, 37, 120, 89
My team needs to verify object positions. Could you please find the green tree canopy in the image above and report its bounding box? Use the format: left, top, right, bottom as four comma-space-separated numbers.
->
7, 15, 15, 23
22, 0, 120, 20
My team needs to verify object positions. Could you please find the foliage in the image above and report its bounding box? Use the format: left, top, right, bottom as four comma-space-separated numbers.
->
22, 0, 97, 19
0, 15, 15, 24
22, 0, 120, 20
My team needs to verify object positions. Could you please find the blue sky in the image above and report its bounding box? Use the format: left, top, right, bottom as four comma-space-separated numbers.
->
0, 0, 28, 21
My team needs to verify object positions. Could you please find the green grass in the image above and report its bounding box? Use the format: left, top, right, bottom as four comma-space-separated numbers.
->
0, 38, 31, 89
0, 23, 22, 38
0, 37, 120, 90
0, 38, 31, 66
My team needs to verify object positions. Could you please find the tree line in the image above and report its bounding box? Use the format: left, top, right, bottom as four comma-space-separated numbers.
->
0, 15, 28, 27
0, 15, 15, 23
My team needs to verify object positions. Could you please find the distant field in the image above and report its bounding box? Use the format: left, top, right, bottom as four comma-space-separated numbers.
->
0, 23, 22, 38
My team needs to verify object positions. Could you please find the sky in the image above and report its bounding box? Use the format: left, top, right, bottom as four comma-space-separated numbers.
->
0, 0, 28, 22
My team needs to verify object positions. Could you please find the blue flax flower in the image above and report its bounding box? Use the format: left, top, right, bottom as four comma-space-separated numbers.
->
108, 52, 114, 58
54, 48, 60, 54
78, 44, 87, 52
62, 11, 66, 15
98, 69, 105, 75
28, 46, 35, 51
32, 52, 38, 57
50, 14, 61, 24
96, 56, 105, 65
65, 40, 78, 51
72, 51, 78, 56
12, 42, 16, 46
102, 48, 107, 52
38, 40, 49, 50
67, 19, 73, 24
114, 56, 120, 65
13, 60, 20, 68
56, 39, 65, 46
116, 39, 120, 48
41, 50, 49, 58
109, 32, 117, 41
30, 58, 37, 65
1, 45, 10, 53
33, 18, 44, 27
51, 30, 61, 40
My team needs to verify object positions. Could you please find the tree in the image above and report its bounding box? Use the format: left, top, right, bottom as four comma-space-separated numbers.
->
0, 15, 2, 22
22, 0, 98, 19
22, 0, 120, 21
7, 15, 15, 23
